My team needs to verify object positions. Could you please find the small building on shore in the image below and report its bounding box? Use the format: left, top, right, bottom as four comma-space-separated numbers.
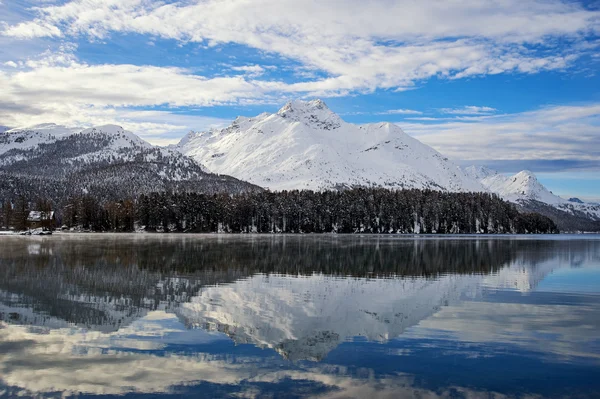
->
27, 211, 56, 230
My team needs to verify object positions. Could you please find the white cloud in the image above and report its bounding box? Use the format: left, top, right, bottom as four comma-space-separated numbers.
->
0, 317, 548, 398
410, 300, 600, 362
440, 106, 498, 115
0, 58, 265, 125
1, 0, 598, 95
379, 109, 423, 115
401, 103, 600, 164
229, 64, 267, 77
0, 46, 252, 141
2, 20, 61, 38
0, 0, 599, 153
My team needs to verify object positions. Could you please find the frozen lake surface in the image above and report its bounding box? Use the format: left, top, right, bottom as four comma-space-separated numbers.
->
0, 234, 599, 398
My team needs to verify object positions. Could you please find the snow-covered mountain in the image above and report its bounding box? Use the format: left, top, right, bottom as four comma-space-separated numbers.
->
0, 124, 152, 168
177, 100, 485, 192
0, 124, 260, 204
464, 166, 564, 204
464, 166, 600, 228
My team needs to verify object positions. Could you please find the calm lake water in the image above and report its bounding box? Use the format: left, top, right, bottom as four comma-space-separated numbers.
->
0, 234, 599, 398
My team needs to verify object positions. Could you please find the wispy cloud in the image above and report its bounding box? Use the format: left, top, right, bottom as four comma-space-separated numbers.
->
401, 103, 600, 171
229, 64, 276, 78
439, 106, 498, 115
378, 109, 423, 115
2, 0, 599, 96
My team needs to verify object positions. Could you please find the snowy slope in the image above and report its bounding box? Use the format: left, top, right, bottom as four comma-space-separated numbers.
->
178, 100, 485, 192
0, 123, 82, 156
0, 124, 196, 167
491, 171, 564, 204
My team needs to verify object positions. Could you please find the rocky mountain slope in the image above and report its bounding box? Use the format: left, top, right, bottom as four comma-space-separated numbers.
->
177, 100, 485, 192
0, 124, 260, 205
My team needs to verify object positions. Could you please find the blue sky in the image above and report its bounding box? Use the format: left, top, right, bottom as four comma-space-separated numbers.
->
1, 0, 599, 200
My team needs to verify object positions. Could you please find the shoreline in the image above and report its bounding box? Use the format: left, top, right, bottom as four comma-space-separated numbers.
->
1, 230, 598, 238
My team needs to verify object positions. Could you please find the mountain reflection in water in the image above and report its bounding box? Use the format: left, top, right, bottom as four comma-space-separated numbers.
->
0, 235, 599, 398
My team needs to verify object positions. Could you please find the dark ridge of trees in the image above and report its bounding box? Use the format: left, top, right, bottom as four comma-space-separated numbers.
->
1, 188, 556, 234
128, 189, 558, 234
518, 200, 600, 232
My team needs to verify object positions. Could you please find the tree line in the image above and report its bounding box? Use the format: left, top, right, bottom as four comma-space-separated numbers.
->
0, 188, 559, 234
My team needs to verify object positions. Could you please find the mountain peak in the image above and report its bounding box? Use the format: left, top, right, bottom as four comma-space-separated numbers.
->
474, 169, 566, 205
177, 130, 198, 148
177, 100, 485, 192
277, 99, 342, 130
278, 99, 329, 114
511, 170, 539, 186
81, 124, 125, 134
80, 124, 152, 148
514, 170, 535, 178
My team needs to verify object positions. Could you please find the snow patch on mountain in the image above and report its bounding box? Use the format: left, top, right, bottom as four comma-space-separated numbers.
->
0, 123, 189, 170
82, 125, 151, 148
177, 100, 485, 192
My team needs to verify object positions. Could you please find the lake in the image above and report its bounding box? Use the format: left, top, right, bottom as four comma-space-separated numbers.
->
0, 234, 599, 398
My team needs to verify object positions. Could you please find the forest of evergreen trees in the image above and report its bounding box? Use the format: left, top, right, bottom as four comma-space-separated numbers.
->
0, 188, 558, 234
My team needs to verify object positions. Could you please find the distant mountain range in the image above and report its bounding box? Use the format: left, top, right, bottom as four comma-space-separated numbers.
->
1, 100, 598, 231
173, 99, 598, 231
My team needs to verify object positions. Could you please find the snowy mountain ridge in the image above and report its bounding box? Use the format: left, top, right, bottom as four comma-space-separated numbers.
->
177, 100, 486, 193
1, 124, 173, 172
